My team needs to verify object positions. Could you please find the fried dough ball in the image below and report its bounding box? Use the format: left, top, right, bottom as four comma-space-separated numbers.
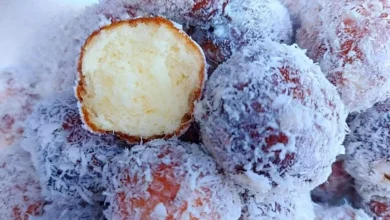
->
194, 0, 293, 69
76, 17, 206, 143
23, 91, 125, 203
296, 0, 390, 112
344, 99, 390, 189
240, 189, 315, 220
103, 140, 241, 220
0, 146, 45, 220
195, 41, 347, 195
0, 69, 40, 148
314, 204, 372, 220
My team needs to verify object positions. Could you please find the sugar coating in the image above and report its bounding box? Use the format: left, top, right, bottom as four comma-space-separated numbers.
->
0, 145, 44, 219
17, 2, 145, 96
314, 204, 372, 220
30, 201, 104, 220
240, 189, 315, 220
106, 0, 227, 27
197, 0, 293, 68
344, 99, 390, 190
0, 68, 40, 148
296, 0, 390, 112
23, 91, 125, 204
311, 159, 356, 205
102, 139, 241, 220
195, 41, 348, 195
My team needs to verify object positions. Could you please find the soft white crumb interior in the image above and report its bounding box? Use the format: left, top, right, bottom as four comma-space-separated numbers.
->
81, 21, 203, 137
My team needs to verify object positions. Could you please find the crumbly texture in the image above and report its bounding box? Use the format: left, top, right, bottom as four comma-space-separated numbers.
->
30, 201, 104, 220
311, 159, 356, 205
296, 0, 390, 112
102, 139, 241, 220
195, 0, 293, 69
77, 17, 205, 142
0, 68, 40, 148
344, 99, 390, 190
106, 0, 228, 27
195, 41, 348, 195
23, 91, 125, 204
314, 204, 372, 220
0, 145, 45, 220
240, 189, 315, 220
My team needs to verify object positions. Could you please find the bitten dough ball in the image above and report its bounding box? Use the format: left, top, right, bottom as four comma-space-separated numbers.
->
0, 145, 45, 220
311, 159, 356, 205
108, 0, 228, 27
23, 91, 125, 204
344, 99, 390, 190
195, 41, 347, 195
0, 69, 40, 148
296, 0, 390, 112
103, 140, 241, 220
240, 189, 315, 220
195, 0, 293, 69
76, 17, 206, 143
314, 204, 372, 220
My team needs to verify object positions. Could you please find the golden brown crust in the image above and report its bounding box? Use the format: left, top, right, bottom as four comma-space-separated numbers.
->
76, 16, 205, 144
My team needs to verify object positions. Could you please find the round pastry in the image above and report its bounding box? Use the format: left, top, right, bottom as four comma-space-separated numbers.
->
102, 140, 241, 220
344, 99, 390, 189
109, 0, 228, 27
296, 0, 390, 112
0, 145, 45, 220
195, 41, 347, 195
0, 69, 40, 148
23, 91, 125, 204
314, 204, 372, 220
194, 0, 293, 69
311, 159, 356, 205
31, 201, 104, 220
76, 17, 206, 143
240, 189, 315, 220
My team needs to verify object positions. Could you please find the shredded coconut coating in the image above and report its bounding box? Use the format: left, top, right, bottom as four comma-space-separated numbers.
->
105, 0, 227, 27
103, 139, 241, 220
17, 2, 145, 96
30, 201, 104, 220
0, 145, 45, 219
193, 0, 293, 70
239, 188, 315, 220
311, 159, 356, 205
195, 41, 348, 195
314, 204, 372, 220
344, 99, 390, 190
22, 91, 125, 204
296, 0, 390, 112
354, 186, 390, 219
0, 68, 41, 148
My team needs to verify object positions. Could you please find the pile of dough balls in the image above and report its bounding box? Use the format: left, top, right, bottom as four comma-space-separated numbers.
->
3, 0, 390, 219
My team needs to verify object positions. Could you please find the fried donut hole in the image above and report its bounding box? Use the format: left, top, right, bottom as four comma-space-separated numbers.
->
103, 140, 241, 220
195, 41, 347, 195
0, 146, 44, 220
76, 17, 206, 143
296, 0, 390, 112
